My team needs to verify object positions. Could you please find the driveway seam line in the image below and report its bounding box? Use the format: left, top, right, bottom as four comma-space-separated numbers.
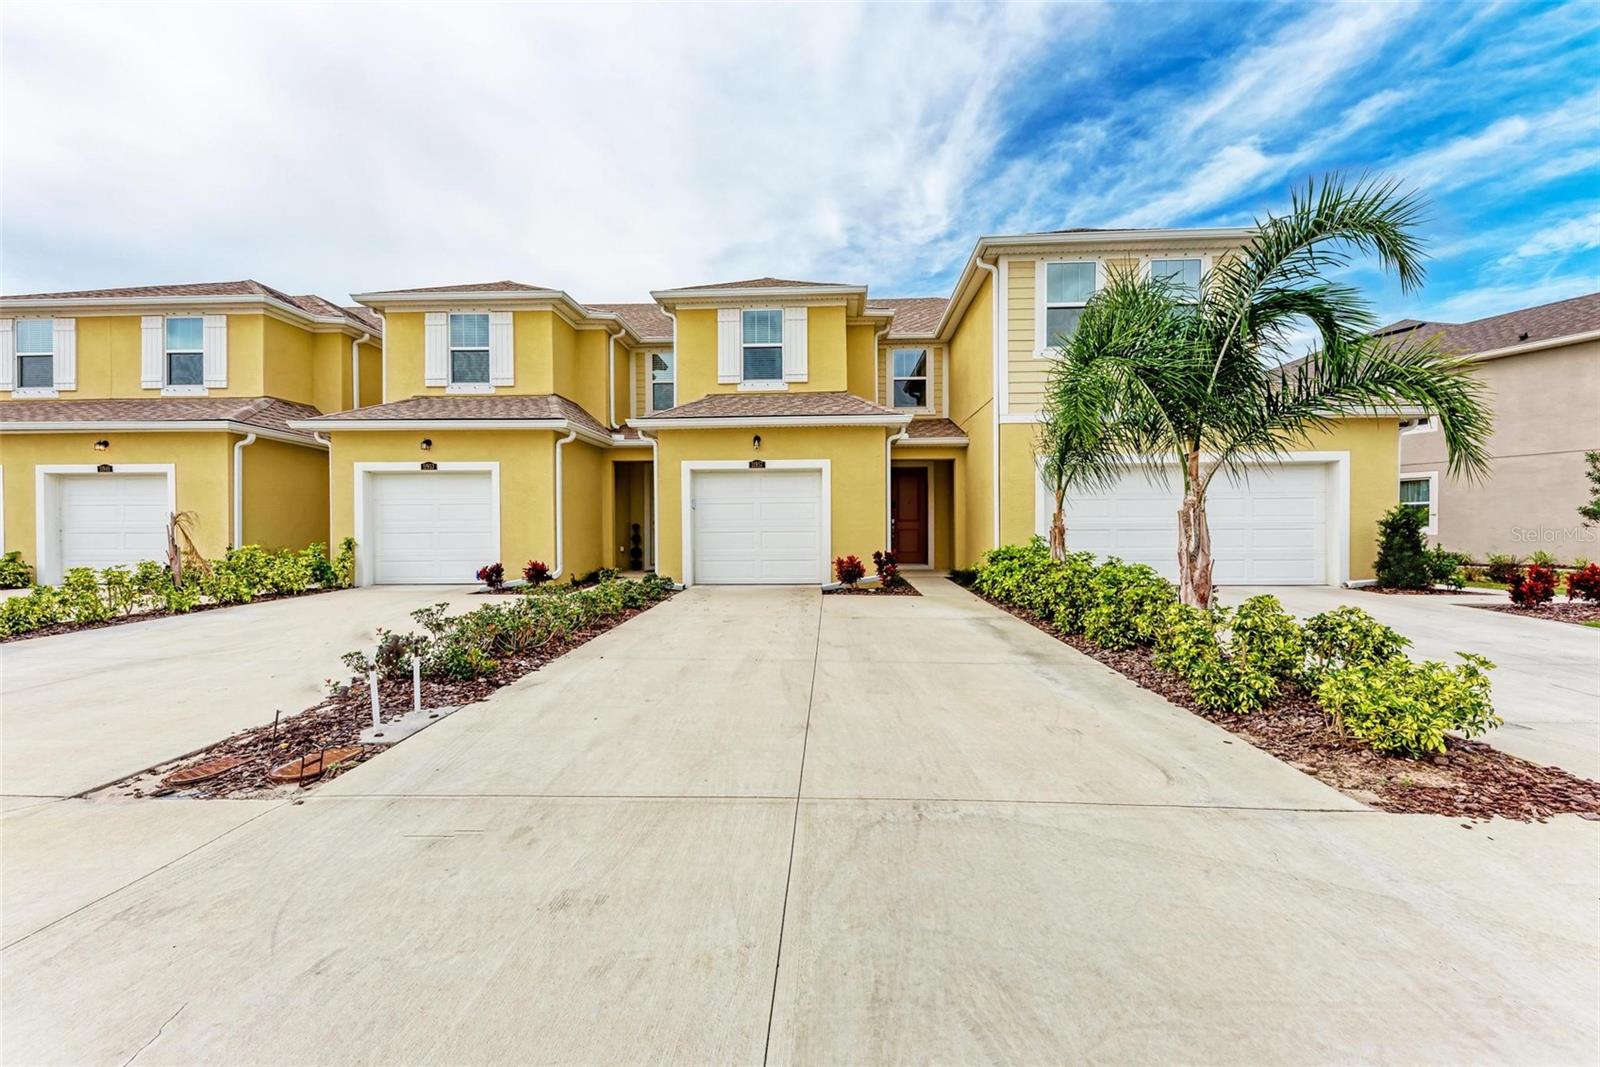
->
0, 801, 290, 952
762, 591, 823, 1066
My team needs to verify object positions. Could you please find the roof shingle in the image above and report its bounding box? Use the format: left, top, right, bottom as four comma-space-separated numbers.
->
875, 296, 949, 338
0, 396, 324, 439
903, 417, 966, 441
0, 280, 379, 333
640, 391, 903, 421
585, 302, 673, 342
658, 277, 854, 292
296, 394, 607, 437
1375, 292, 1600, 356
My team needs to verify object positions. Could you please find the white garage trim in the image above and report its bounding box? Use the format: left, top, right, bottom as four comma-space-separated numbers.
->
680, 459, 831, 586
34, 463, 176, 584
353, 461, 500, 587
1036, 451, 1351, 586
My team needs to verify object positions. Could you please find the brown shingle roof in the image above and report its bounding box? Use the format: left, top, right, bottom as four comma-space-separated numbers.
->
640, 391, 903, 421
0, 396, 323, 440
1375, 292, 1600, 356
586, 302, 673, 342
902, 417, 966, 441
296, 394, 607, 437
359, 280, 553, 295
875, 297, 949, 338
658, 276, 853, 292
1, 280, 379, 333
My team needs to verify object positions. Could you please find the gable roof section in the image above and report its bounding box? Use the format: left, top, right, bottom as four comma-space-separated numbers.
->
0, 396, 324, 443
585, 302, 673, 342
289, 393, 608, 439
0, 280, 377, 334
875, 297, 949, 339
1374, 292, 1600, 358
355, 280, 554, 296
656, 276, 851, 292
631, 390, 908, 427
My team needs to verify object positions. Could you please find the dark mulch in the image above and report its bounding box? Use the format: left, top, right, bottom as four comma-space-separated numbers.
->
1361, 585, 1490, 597
107, 597, 671, 800
966, 583, 1600, 822
825, 580, 921, 597
1474, 601, 1600, 626
0, 587, 342, 644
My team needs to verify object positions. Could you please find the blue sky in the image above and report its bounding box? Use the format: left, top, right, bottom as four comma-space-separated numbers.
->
3, 1, 1596, 329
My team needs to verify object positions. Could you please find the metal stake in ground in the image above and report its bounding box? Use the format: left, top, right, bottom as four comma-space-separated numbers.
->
413, 655, 424, 718
368, 670, 383, 738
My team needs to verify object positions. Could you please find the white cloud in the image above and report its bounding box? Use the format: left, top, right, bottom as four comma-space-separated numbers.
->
1388, 90, 1600, 194
1499, 210, 1600, 262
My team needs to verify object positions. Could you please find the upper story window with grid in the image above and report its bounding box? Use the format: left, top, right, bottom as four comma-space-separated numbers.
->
1150, 258, 1203, 302
742, 309, 782, 381
1043, 262, 1097, 349
15, 319, 54, 389
165, 317, 204, 386
449, 313, 491, 385
891, 347, 929, 409
650, 351, 676, 411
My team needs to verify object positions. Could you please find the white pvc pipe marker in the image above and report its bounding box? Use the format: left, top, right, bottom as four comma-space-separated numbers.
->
412, 656, 422, 716
368, 670, 381, 730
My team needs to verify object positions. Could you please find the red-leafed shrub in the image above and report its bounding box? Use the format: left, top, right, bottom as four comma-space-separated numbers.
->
1565, 563, 1600, 603
872, 550, 899, 586
523, 559, 552, 585
1508, 563, 1556, 607
834, 555, 866, 586
476, 562, 505, 590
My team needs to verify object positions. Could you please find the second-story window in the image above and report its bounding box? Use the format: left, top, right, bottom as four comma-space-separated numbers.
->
1150, 258, 1202, 302
650, 352, 676, 411
742, 309, 782, 382
165, 317, 204, 386
1044, 262, 1096, 348
891, 348, 928, 409
449, 313, 491, 385
15, 319, 54, 389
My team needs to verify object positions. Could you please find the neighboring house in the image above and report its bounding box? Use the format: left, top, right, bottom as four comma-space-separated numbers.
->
0, 281, 382, 582
1392, 292, 1600, 562
285, 227, 1408, 588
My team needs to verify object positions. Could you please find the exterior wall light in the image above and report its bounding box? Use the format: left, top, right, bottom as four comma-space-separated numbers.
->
752, 434, 762, 451
93, 440, 110, 451
420, 438, 433, 451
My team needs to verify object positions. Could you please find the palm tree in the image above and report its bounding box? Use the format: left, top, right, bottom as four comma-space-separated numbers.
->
1038, 347, 1125, 559
1044, 174, 1492, 608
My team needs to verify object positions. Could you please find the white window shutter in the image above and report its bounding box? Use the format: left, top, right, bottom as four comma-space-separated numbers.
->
424, 312, 448, 386
202, 315, 228, 387
53, 318, 76, 390
141, 316, 164, 388
489, 310, 513, 385
717, 308, 740, 383
0, 319, 14, 392
782, 306, 808, 382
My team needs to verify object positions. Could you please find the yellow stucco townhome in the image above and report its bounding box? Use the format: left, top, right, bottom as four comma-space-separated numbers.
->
283, 226, 1406, 589
0, 281, 381, 582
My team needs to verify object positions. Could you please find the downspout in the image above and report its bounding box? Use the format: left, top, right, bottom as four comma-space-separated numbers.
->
231, 433, 257, 549
641, 429, 661, 575
549, 428, 578, 579
872, 324, 890, 404
973, 258, 1001, 548
349, 331, 370, 409
885, 427, 909, 548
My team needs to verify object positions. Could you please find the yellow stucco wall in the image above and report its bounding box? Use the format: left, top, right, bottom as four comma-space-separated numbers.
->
947, 273, 994, 566
241, 437, 329, 550
357, 340, 383, 408
560, 439, 605, 578
326, 429, 558, 580
1289, 416, 1402, 580
846, 323, 879, 403
653, 425, 889, 584
554, 328, 610, 428
671, 305, 850, 400
0, 431, 234, 566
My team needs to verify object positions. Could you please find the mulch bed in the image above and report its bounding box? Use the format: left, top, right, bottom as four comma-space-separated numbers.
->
1360, 586, 1492, 597
966, 583, 1600, 822
825, 581, 921, 597
0, 587, 342, 645
1472, 601, 1600, 627
103, 596, 671, 801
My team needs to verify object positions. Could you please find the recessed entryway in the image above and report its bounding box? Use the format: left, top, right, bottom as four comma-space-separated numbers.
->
687, 465, 824, 585
890, 466, 929, 565
360, 466, 496, 584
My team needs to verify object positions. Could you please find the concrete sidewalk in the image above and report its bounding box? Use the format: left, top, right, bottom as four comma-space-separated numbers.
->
2, 580, 1595, 1064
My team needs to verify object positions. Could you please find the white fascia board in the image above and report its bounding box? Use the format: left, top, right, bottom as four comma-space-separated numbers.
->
0, 420, 324, 448
627, 414, 912, 430
287, 417, 613, 447
350, 290, 639, 344
1466, 328, 1600, 362
649, 285, 866, 303
894, 437, 968, 447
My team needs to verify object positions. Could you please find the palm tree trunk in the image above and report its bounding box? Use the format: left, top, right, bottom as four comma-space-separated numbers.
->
1176, 448, 1213, 608
1049, 489, 1067, 560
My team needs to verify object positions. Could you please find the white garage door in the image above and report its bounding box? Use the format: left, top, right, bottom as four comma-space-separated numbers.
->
691, 469, 822, 584
1051, 463, 1332, 585
58, 473, 169, 573
368, 471, 495, 584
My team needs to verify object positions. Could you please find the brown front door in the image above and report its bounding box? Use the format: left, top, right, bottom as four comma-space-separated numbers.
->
891, 467, 929, 565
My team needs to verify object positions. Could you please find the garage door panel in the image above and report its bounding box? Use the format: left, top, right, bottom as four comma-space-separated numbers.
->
692, 469, 822, 585
56, 474, 169, 573
369, 472, 494, 584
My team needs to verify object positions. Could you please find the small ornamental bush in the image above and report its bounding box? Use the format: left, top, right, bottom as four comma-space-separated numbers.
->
1153, 596, 1303, 713
332, 537, 358, 589
301, 542, 340, 588
1565, 563, 1600, 603
1316, 653, 1499, 757
834, 555, 866, 586
99, 566, 144, 617
61, 568, 112, 624
0, 551, 32, 589
523, 560, 552, 585
476, 562, 506, 590
1485, 553, 1520, 584
1508, 563, 1557, 607
1082, 558, 1174, 650
872, 550, 900, 586
263, 550, 313, 596
1425, 547, 1467, 590
1528, 549, 1558, 569
1374, 504, 1432, 589
1302, 606, 1410, 682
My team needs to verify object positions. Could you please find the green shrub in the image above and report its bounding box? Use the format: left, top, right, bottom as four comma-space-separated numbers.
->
60, 568, 112, 624
973, 538, 1053, 606
1302, 606, 1410, 682
263, 550, 313, 595
161, 576, 202, 614
332, 537, 358, 588
1426, 547, 1467, 590
1316, 653, 1499, 757
1375, 504, 1432, 589
1082, 558, 1174, 650
1485, 553, 1520, 584
99, 566, 146, 616
1528, 549, 1558, 569
301, 542, 340, 588
0, 551, 32, 589
1153, 604, 1235, 710
1153, 596, 1303, 713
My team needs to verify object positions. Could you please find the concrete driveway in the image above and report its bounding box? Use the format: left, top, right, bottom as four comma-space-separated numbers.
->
0, 585, 479, 798
2, 580, 1595, 1063
1225, 584, 1600, 779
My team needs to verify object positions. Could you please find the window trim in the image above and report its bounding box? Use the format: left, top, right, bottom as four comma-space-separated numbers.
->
648, 350, 676, 413
13, 317, 56, 396
1145, 255, 1207, 303
740, 307, 784, 383
446, 310, 493, 393
1399, 471, 1438, 535
1400, 415, 1437, 436
162, 315, 206, 394
889, 346, 932, 411
1034, 259, 1102, 357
